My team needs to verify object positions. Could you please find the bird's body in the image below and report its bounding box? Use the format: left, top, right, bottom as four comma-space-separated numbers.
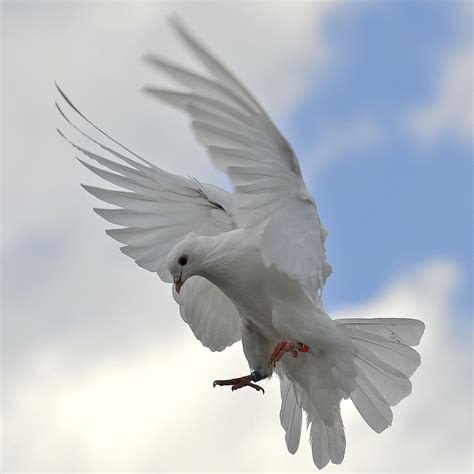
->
58, 17, 425, 469
168, 228, 423, 467
173, 228, 341, 351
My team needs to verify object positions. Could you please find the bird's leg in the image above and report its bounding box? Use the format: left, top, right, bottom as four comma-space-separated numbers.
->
213, 370, 267, 394
268, 340, 309, 367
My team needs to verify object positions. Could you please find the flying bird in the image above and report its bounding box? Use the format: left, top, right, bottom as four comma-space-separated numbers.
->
57, 17, 425, 469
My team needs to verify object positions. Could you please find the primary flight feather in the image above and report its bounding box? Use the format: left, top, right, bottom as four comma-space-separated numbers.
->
57, 17, 425, 469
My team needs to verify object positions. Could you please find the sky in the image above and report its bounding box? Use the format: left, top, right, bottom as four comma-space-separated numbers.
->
1, 0, 472, 472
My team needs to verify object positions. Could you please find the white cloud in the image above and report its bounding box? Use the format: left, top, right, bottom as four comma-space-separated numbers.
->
3, 256, 471, 471
406, 39, 472, 145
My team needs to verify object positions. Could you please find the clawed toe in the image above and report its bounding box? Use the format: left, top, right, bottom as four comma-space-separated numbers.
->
213, 374, 265, 394
231, 380, 265, 394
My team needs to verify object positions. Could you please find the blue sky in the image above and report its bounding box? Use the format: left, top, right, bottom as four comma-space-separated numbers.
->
288, 1, 472, 313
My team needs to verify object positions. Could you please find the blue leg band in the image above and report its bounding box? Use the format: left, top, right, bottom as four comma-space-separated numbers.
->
251, 370, 263, 382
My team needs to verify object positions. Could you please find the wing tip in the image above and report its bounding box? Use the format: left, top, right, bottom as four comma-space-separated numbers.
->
93, 207, 107, 218
167, 13, 193, 45
54, 80, 65, 98
142, 51, 158, 66
140, 84, 156, 97
75, 156, 88, 166
167, 13, 183, 31
81, 183, 103, 197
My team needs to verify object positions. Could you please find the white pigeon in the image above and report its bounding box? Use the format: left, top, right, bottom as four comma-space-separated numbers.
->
57, 18, 425, 469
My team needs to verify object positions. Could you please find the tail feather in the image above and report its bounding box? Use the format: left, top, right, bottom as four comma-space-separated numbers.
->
339, 317, 424, 432
277, 317, 425, 468
306, 404, 345, 469
309, 417, 330, 469
325, 415, 345, 465
350, 366, 393, 433
344, 327, 421, 377
354, 344, 412, 406
279, 375, 302, 454
280, 365, 347, 469
336, 318, 425, 346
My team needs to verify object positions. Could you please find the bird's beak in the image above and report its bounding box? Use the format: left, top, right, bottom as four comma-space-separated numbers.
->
173, 274, 183, 294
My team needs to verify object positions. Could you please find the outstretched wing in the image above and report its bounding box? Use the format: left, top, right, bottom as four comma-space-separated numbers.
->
56, 86, 241, 350
144, 17, 331, 294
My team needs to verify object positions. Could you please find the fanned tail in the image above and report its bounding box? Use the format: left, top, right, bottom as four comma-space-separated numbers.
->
336, 317, 425, 433
277, 317, 424, 469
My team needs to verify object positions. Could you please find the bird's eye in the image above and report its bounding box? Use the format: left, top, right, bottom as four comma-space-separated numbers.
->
178, 255, 188, 266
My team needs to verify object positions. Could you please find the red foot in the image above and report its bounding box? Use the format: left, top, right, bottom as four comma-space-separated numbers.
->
268, 340, 309, 367
213, 374, 265, 394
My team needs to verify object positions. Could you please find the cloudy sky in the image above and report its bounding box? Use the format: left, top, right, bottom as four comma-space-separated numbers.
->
2, 0, 472, 472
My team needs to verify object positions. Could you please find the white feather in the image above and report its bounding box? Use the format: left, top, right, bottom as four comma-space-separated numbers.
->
279, 375, 302, 455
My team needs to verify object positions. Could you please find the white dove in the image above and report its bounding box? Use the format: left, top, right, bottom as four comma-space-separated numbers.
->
57, 18, 425, 469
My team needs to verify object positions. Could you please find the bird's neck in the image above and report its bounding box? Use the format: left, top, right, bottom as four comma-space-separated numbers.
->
195, 230, 257, 294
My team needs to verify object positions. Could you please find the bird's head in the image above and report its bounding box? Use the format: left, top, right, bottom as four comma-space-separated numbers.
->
167, 232, 200, 294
